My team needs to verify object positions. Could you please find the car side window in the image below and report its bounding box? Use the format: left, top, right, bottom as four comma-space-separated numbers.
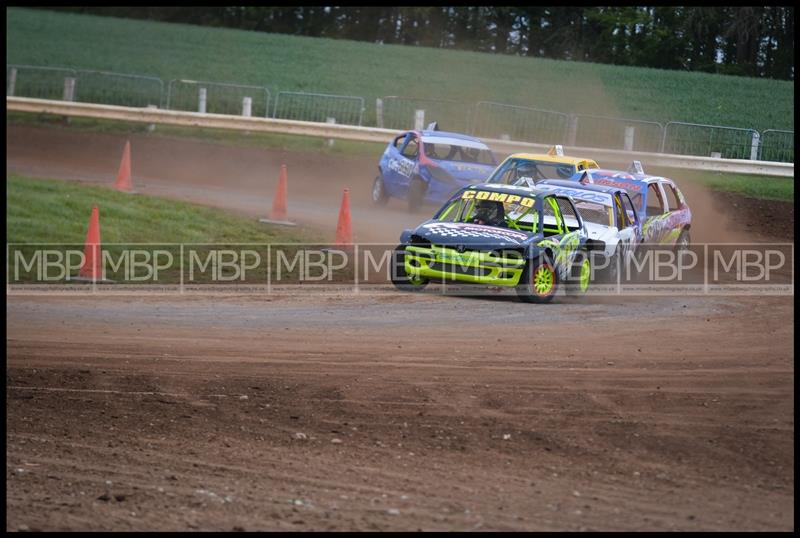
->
646, 183, 665, 215
556, 197, 581, 231
613, 194, 628, 228
401, 135, 419, 159
621, 193, 637, 226
662, 182, 681, 211
393, 134, 406, 149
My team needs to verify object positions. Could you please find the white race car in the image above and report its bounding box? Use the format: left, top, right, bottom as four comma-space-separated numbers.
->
526, 179, 642, 280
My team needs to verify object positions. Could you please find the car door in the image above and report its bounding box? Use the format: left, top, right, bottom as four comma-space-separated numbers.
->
658, 179, 691, 246
381, 133, 411, 198
538, 195, 582, 279
392, 132, 420, 197
641, 181, 670, 244
615, 192, 641, 258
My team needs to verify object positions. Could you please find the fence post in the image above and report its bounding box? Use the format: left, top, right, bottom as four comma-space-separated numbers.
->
63, 77, 76, 101
8, 67, 17, 96
566, 114, 578, 146
375, 98, 384, 128
414, 109, 425, 131
242, 96, 252, 117
623, 126, 635, 151
198, 87, 207, 114
750, 131, 760, 161
146, 104, 157, 132
326, 117, 336, 147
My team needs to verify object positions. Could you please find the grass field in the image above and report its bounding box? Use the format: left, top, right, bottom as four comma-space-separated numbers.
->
6, 7, 794, 132
7, 174, 331, 283
6, 174, 319, 245
650, 168, 794, 202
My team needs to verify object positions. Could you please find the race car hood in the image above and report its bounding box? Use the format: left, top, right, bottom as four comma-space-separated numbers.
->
411, 221, 533, 248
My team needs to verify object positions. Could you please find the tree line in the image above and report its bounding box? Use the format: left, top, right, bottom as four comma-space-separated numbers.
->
43, 6, 794, 80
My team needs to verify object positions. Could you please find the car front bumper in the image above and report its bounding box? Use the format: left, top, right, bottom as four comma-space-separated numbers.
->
404, 244, 526, 286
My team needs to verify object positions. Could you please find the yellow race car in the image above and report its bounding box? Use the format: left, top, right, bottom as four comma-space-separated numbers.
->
486, 145, 598, 185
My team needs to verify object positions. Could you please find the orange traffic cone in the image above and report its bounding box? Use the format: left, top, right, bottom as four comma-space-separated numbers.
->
259, 164, 296, 226
114, 140, 134, 192
334, 188, 353, 246
74, 205, 104, 282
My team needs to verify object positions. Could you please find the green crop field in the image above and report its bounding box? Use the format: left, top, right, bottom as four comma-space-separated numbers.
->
6, 7, 794, 132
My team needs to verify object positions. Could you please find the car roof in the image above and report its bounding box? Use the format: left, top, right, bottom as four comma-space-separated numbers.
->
419, 130, 484, 142
417, 130, 491, 150
538, 179, 624, 195
461, 183, 567, 200
505, 153, 599, 166
569, 170, 649, 192
587, 169, 671, 184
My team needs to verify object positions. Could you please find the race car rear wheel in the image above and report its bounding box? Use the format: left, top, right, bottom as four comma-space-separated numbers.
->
516, 256, 558, 303
391, 246, 429, 292
407, 178, 426, 213
604, 248, 620, 283
372, 175, 389, 206
675, 229, 691, 253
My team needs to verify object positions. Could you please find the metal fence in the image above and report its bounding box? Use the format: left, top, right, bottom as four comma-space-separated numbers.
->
6, 63, 793, 163
166, 79, 271, 117
661, 122, 760, 160
273, 91, 365, 126
8, 64, 164, 108
7, 64, 78, 101
381, 96, 474, 132
72, 70, 163, 108
470, 101, 570, 144
571, 114, 664, 153
758, 129, 794, 163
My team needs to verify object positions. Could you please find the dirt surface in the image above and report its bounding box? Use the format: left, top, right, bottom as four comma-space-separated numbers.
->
6, 293, 795, 531
5, 125, 795, 531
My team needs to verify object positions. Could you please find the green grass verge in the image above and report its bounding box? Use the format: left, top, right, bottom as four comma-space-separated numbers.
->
7, 174, 347, 284
6, 7, 794, 132
6, 173, 320, 244
669, 169, 794, 202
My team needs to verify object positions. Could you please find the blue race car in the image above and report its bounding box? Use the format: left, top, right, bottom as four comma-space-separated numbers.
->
371, 126, 498, 212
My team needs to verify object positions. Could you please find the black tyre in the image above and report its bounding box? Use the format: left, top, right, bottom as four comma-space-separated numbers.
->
407, 178, 427, 213
603, 248, 620, 283
371, 175, 389, 206
391, 246, 429, 292
674, 229, 691, 253
516, 255, 558, 303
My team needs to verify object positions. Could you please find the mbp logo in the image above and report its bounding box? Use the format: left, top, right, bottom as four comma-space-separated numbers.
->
711, 246, 790, 282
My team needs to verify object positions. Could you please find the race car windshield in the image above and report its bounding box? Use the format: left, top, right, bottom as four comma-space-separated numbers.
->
489, 158, 576, 184
436, 190, 539, 232
423, 142, 494, 165
573, 201, 614, 226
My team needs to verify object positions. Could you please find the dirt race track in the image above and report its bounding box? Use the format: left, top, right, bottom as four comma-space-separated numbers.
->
5, 126, 795, 531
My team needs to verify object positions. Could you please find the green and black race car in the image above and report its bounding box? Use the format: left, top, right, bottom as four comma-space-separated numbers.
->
392, 183, 605, 303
